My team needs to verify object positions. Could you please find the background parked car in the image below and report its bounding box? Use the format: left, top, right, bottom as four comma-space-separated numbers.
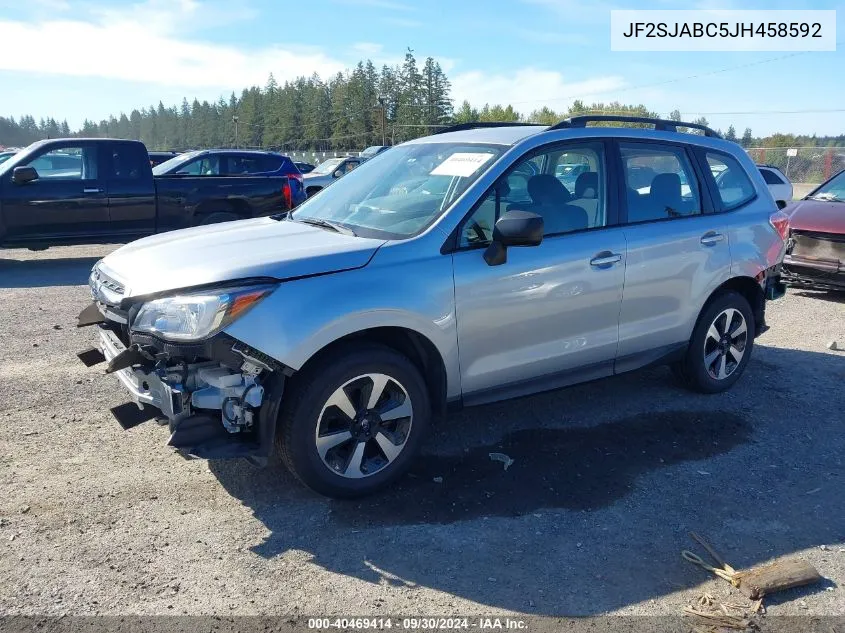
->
782, 168, 845, 291
0, 139, 300, 249
302, 156, 361, 196
758, 164, 793, 205
359, 145, 390, 160
0, 150, 18, 164
153, 149, 306, 207
148, 151, 179, 168
294, 161, 315, 173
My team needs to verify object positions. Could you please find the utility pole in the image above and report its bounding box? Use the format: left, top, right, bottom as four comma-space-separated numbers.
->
377, 97, 386, 146
232, 115, 239, 148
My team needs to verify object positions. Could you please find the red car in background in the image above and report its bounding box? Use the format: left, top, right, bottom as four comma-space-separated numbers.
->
782, 169, 845, 291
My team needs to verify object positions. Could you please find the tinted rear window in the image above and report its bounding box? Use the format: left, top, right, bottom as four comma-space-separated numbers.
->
760, 168, 785, 185
708, 153, 756, 210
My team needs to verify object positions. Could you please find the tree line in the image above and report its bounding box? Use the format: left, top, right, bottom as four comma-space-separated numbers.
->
1, 50, 843, 151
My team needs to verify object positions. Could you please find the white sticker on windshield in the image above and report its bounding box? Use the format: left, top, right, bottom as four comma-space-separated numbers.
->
430, 152, 495, 178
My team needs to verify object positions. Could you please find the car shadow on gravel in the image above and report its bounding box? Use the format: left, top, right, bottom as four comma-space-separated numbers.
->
210, 345, 845, 614
0, 256, 100, 288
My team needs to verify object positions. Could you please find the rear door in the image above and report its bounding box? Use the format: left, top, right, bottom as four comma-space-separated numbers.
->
614, 140, 731, 372
0, 141, 109, 243
105, 141, 156, 237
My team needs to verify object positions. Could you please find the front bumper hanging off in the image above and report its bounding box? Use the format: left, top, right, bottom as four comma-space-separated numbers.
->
77, 302, 285, 464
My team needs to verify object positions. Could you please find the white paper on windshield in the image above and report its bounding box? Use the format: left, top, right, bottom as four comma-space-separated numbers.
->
430, 152, 494, 178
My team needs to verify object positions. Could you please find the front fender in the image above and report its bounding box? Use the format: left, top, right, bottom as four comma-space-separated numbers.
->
224, 244, 461, 398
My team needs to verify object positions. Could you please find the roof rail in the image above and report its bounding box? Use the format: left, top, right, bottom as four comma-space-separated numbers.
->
548, 115, 721, 138
433, 121, 542, 135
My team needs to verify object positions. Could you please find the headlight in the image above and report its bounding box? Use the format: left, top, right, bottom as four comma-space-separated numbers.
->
131, 284, 275, 342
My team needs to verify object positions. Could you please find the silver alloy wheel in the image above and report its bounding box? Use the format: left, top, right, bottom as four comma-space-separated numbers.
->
315, 373, 413, 479
703, 307, 748, 380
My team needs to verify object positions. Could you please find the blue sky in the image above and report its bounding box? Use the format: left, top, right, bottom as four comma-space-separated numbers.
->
0, 0, 842, 136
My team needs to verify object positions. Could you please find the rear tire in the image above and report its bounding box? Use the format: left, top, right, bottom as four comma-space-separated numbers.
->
199, 211, 240, 225
277, 343, 430, 498
675, 291, 755, 394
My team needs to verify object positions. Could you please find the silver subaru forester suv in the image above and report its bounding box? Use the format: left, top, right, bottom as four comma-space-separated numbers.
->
79, 116, 788, 498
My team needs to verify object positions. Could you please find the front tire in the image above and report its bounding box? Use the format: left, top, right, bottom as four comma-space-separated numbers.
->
277, 344, 430, 498
675, 291, 754, 394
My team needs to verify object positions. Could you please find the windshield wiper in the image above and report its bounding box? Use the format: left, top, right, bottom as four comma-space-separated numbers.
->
296, 216, 357, 236
808, 192, 845, 202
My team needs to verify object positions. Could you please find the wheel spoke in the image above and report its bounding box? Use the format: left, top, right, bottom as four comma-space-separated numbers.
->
717, 353, 728, 379
375, 431, 403, 462
366, 374, 390, 410
380, 397, 412, 422
704, 349, 721, 369
706, 323, 721, 344
326, 387, 357, 420
729, 319, 747, 340
344, 441, 367, 478
729, 345, 745, 363
316, 430, 352, 459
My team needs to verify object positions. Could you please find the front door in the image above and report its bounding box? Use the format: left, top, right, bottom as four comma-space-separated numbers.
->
451, 140, 627, 404
0, 142, 109, 243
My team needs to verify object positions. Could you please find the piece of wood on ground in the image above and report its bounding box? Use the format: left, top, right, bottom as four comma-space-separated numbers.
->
734, 558, 822, 600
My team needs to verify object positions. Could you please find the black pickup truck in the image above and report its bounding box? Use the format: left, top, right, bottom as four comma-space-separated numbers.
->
0, 138, 295, 249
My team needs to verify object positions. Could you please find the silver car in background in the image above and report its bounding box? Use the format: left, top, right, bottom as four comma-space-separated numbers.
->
79, 116, 788, 498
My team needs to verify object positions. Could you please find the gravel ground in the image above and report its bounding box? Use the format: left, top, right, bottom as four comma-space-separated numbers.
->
0, 244, 843, 619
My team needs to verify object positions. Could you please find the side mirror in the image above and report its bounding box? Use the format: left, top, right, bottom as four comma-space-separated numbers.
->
483, 210, 544, 266
12, 166, 38, 185
333, 169, 343, 178
776, 199, 788, 210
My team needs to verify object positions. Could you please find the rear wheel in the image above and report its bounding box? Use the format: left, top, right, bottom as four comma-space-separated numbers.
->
675, 291, 754, 393
277, 344, 430, 498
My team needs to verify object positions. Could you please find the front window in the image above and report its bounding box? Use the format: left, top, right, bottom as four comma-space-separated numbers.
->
25, 146, 95, 180
290, 143, 505, 239
152, 151, 203, 175
810, 170, 845, 202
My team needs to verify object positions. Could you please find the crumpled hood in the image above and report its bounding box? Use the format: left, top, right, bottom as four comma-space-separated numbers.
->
98, 216, 386, 298
785, 199, 845, 234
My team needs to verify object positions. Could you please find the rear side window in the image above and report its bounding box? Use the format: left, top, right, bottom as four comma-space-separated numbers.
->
620, 143, 702, 223
708, 153, 756, 210
759, 168, 785, 185
110, 144, 149, 180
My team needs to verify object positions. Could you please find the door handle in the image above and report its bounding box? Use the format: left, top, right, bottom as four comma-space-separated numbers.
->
83, 188, 103, 194
700, 232, 725, 246
590, 252, 622, 267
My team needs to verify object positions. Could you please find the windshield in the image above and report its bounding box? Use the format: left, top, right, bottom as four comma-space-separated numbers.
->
152, 150, 203, 175
0, 152, 15, 164
310, 158, 344, 175
810, 170, 845, 202
290, 142, 504, 239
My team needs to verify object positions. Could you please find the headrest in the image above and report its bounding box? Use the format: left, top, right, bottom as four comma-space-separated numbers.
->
575, 172, 598, 198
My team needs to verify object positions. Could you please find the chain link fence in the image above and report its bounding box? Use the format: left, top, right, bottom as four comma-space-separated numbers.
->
745, 146, 844, 198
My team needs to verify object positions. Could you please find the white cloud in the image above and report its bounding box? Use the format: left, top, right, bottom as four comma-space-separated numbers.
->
0, 0, 345, 90
450, 69, 626, 115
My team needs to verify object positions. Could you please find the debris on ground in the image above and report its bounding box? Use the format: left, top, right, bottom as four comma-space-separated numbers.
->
682, 531, 824, 629
432, 476, 443, 484
488, 452, 514, 471
827, 340, 839, 351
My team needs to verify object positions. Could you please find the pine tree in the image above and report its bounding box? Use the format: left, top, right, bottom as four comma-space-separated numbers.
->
725, 125, 737, 142
741, 128, 753, 147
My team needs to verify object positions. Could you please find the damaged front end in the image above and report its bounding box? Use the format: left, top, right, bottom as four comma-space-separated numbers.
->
77, 264, 287, 464
783, 229, 845, 291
